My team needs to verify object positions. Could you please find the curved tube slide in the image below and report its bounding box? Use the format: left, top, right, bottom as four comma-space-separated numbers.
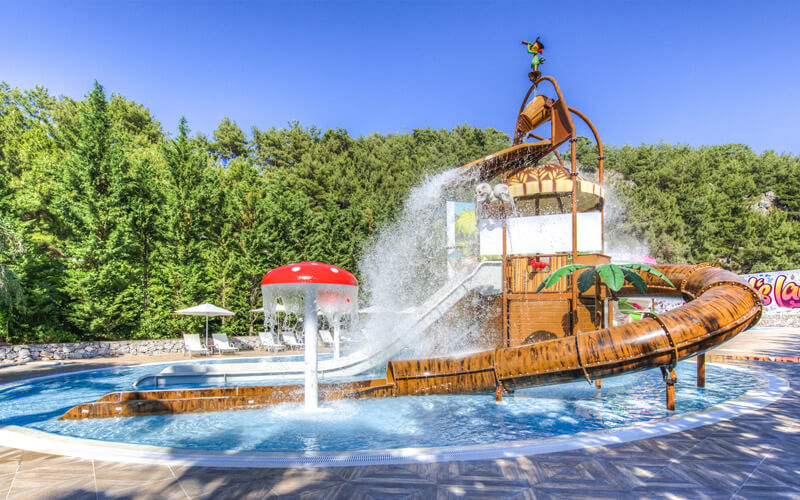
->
61, 264, 762, 419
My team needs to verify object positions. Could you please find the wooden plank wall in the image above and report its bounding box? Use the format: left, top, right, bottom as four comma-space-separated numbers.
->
506, 253, 610, 346
419, 253, 609, 350
508, 299, 571, 344
509, 255, 570, 293
575, 299, 600, 335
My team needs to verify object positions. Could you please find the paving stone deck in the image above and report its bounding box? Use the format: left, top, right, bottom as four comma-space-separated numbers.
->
0, 327, 798, 499
709, 327, 800, 359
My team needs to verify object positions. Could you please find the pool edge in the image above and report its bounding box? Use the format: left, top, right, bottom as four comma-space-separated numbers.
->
0, 363, 788, 468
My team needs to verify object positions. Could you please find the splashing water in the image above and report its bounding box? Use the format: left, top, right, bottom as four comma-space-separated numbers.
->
600, 180, 655, 263
356, 167, 490, 358
360, 168, 463, 310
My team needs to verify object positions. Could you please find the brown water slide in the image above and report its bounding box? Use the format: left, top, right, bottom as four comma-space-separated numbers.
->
60, 264, 762, 419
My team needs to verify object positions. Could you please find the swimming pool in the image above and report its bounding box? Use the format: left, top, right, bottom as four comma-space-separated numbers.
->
0, 358, 781, 463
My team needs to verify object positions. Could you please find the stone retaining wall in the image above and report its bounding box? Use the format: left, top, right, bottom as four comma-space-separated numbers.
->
757, 309, 800, 328
3, 308, 798, 365
0, 336, 261, 364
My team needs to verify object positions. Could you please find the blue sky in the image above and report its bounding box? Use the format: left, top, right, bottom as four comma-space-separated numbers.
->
2, 0, 799, 153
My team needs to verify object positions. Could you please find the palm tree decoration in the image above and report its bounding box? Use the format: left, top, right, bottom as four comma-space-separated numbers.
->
535, 263, 675, 296
616, 298, 646, 321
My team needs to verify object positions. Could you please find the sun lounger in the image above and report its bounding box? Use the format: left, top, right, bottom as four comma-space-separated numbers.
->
281, 332, 304, 350
183, 333, 210, 357
319, 330, 334, 345
258, 331, 286, 353
211, 333, 239, 355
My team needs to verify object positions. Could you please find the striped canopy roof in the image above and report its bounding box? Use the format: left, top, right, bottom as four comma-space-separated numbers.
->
507, 164, 603, 214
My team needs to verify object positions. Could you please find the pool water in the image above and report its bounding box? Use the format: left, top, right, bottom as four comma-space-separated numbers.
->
0, 361, 762, 452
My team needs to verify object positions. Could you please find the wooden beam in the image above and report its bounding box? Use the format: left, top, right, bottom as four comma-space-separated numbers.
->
697, 353, 706, 388
662, 366, 677, 411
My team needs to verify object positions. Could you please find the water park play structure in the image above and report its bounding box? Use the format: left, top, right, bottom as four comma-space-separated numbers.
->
130, 259, 502, 389
61, 50, 764, 420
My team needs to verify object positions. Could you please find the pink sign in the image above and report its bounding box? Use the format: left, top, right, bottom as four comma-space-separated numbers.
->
746, 272, 800, 309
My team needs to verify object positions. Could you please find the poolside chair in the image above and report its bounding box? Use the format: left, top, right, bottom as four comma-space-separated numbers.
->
258, 331, 286, 353
183, 333, 210, 357
211, 333, 239, 355
281, 331, 305, 350
319, 329, 334, 346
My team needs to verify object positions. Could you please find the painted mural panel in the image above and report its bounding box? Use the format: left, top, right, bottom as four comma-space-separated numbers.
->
445, 201, 478, 277
744, 269, 800, 311
650, 269, 800, 315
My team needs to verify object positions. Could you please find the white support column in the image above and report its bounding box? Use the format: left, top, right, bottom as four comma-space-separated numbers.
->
304, 289, 319, 410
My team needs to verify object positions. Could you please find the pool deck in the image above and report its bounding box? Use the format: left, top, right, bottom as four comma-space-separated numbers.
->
0, 328, 798, 499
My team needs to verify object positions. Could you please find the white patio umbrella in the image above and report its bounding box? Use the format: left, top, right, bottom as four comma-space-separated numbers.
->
175, 303, 234, 345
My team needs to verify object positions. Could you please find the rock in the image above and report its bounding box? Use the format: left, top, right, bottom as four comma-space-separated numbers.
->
751, 191, 776, 215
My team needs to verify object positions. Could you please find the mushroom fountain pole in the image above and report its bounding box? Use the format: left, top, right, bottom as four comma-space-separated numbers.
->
261, 262, 358, 410
303, 286, 319, 409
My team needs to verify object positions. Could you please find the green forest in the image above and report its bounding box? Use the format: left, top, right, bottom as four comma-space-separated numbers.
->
2, 82, 799, 344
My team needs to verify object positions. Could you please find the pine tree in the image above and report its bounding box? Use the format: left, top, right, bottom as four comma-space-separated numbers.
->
56, 82, 141, 339
211, 117, 247, 162
153, 117, 221, 336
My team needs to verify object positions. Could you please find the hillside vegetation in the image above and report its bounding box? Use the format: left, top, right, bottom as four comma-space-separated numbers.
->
574, 138, 800, 273
1, 83, 798, 343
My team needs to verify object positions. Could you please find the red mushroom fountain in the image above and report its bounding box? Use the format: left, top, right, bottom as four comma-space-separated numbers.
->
261, 262, 358, 409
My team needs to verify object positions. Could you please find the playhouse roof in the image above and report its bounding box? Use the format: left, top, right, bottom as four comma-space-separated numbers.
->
508, 163, 603, 213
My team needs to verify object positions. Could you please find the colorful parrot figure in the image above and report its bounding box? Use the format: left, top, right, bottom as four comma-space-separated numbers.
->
524, 37, 545, 72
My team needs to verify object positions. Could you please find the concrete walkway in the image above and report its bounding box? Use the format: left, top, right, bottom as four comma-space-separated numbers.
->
0, 328, 797, 499
709, 327, 799, 359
